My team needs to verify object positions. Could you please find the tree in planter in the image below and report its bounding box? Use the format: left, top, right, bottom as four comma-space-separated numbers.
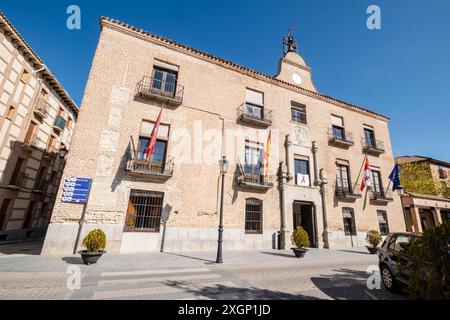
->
398, 222, 450, 300
82, 229, 107, 254
366, 230, 382, 248
291, 226, 311, 249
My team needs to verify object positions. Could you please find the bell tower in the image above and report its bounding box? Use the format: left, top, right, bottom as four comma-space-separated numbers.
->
275, 32, 317, 92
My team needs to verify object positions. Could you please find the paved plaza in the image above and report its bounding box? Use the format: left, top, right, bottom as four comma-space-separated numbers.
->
0, 241, 404, 300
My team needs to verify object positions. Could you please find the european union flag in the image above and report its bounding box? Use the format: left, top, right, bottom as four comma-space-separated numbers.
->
389, 163, 401, 191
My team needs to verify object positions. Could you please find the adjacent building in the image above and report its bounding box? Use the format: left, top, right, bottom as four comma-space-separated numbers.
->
0, 12, 78, 242
397, 156, 450, 232
43, 17, 405, 255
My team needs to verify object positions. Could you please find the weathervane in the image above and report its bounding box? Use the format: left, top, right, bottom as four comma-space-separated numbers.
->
283, 29, 298, 54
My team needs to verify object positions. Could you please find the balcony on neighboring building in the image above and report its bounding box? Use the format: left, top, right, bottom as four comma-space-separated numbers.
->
237, 103, 272, 128
33, 98, 50, 119
328, 129, 355, 148
4, 172, 29, 190
53, 116, 66, 133
362, 138, 385, 156
22, 134, 46, 152
335, 186, 361, 201
237, 167, 274, 191
136, 75, 184, 106
370, 189, 394, 205
126, 151, 174, 180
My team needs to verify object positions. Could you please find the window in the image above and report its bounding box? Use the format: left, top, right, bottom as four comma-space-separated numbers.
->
294, 157, 310, 186
393, 235, 413, 252
438, 166, 448, 179
342, 208, 356, 236
336, 163, 351, 193
46, 135, 56, 153
125, 190, 164, 232
0, 199, 12, 231
364, 127, 376, 147
66, 117, 72, 130
371, 170, 384, 197
245, 199, 263, 234
6, 106, 15, 119
23, 201, 36, 229
9, 158, 24, 185
291, 102, 307, 124
137, 120, 170, 173
244, 141, 263, 182
331, 115, 345, 140
152, 66, 178, 97
377, 210, 390, 235
20, 69, 30, 83
245, 89, 264, 120
24, 121, 37, 145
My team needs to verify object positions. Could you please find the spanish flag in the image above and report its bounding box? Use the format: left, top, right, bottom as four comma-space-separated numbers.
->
264, 130, 272, 177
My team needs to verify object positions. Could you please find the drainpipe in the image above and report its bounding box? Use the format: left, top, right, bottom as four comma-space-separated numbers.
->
319, 168, 330, 249
311, 141, 320, 186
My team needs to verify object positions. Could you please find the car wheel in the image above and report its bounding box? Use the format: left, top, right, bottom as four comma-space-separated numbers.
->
381, 265, 398, 292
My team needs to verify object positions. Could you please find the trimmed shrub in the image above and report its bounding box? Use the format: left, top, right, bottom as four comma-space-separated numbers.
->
291, 226, 310, 249
399, 222, 450, 300
82, 229, 106, 254
366, 230, 382, 248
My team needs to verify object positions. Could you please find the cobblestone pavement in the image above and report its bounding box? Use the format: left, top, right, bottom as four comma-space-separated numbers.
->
0, 244, 405, 300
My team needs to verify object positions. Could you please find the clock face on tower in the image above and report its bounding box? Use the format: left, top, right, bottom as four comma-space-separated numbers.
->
292, 73, 302, 85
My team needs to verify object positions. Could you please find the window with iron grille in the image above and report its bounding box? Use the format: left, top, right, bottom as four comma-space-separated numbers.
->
342, 208, 356, 236
124, 190, 164, 232
245, 199, 263, 234
377, 210, 390, 235
291, 102, 307, 124
0, 199, 12, 231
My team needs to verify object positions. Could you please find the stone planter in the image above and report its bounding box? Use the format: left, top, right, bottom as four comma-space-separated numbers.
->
365, 246, 379, 255
291, 248, 308, 258
79, 250, 106, 265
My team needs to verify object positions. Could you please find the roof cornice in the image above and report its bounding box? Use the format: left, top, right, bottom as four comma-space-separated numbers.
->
0, 11, 78, 117
100, 17, 390, 122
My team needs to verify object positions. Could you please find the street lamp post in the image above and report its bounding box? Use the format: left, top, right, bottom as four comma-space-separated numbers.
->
216, 156, 228, 264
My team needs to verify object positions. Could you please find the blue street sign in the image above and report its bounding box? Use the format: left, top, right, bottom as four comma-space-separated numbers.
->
61, 177, 92, 204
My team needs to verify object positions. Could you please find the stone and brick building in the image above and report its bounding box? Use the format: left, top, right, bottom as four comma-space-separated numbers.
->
43, 17, 405, 255
0, 12, 78, 242
397, 156, 450, 232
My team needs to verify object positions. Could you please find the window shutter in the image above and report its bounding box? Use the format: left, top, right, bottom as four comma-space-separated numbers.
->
246, 89, 264, 106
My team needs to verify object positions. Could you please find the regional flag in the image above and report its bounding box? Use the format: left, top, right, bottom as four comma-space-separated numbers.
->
145, 108, 163, 161
360, 156, 372, 192
264, 130, 272, 178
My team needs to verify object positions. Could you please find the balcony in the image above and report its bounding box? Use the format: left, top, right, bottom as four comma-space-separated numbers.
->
53, 116, 66, 133
22, 134, 46, 152
136, 76, 184, 106
237, 104, 272, 128
33, 98, 50, 119
362, 138, 385, 156
4, 172, 29, 190
43, 146, 58, 160
335, 187, 361, 201
126, 152, 174, 181
370, 190, 394, 205
328, 129, 355, 148
237, 173, 274, 192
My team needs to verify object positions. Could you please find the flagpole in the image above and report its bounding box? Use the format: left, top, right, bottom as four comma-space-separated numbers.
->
353, 155, 368, 193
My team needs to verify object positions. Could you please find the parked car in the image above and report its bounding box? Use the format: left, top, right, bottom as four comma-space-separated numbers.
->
378, 232, 422, 292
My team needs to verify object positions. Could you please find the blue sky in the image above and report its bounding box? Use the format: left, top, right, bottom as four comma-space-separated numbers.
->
1, 0, 449, 160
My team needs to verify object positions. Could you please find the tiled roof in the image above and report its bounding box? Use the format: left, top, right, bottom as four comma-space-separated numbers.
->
100, 16, 390, 121
396, 156, 450, 167
405, 192, 450, 203
0, 11, 78, 117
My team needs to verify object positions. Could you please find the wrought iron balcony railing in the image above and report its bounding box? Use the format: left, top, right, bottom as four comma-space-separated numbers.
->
126, 151, 174, 178
237, 104, 272, 128
370, 189, 394, 204
136, 76, 184, 106
237, 165, 273, 191
362, 138, 385, 155
328, 129, 355, 147
33, 179, 49, 193
334, 186, 361, 200
53, 116, 66, 132
33, 98, 50, 119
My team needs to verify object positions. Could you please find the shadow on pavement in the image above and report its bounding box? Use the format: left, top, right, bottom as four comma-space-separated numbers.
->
337, 249, 372, 255
310, 268, 406, 300
161, 252, 215, 263
0, 241, 43, 255
62, 256, 84, 265
162, 281, 320, 300
260, 251, 298, 259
